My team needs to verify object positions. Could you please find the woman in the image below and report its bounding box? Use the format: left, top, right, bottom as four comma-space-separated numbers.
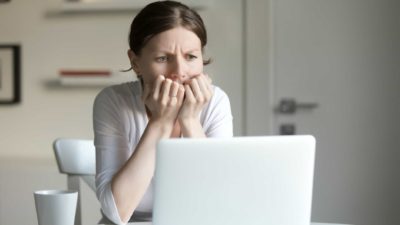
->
93, 1, 233, 224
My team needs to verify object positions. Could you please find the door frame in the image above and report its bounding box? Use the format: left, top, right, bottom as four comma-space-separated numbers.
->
244, 0, 275, 135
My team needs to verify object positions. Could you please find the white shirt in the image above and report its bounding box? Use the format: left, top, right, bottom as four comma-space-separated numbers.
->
93, 81, 233, 224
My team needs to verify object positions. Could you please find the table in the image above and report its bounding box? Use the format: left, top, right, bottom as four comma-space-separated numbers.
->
116, 222, 352, 225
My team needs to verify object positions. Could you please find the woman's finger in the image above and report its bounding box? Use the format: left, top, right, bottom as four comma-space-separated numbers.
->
177, 85, 185, 105
160, 78, 172, 104
169, 81, 180, 98
168, 81, 180, 105
197, 75, 211, 99
152, 75, 165, 100
184, 84, 195, 103
189, 78, 204, 102
203, 73, 213, 92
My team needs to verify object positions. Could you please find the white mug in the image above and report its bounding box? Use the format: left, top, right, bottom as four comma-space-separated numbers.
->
34, 190, 78, 225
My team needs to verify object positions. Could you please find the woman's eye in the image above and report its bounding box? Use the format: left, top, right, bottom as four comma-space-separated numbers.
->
187, 54, 198, 61
156, 56, 168, 62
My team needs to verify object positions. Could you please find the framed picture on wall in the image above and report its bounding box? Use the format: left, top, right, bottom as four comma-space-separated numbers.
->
0, 45, 20, 104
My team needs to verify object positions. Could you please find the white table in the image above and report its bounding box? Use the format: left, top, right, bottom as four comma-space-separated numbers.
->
118, 222, 351, 225
312, 224, 350, 225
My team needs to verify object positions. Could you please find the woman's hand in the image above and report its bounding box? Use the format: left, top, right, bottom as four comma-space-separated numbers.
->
178, 73, 213, 136
112, 75, 184, 223
142, 75, 185, 125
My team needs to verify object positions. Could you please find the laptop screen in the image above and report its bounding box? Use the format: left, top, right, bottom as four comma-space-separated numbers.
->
153, 135, 315, 225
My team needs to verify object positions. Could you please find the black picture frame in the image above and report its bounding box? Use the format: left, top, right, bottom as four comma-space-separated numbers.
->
0, 45, 21, 104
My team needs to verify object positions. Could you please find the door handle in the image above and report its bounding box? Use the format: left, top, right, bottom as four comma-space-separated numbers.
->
278, 98, 318, 114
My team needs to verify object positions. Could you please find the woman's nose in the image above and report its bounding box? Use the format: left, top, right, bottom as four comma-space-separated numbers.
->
169, 58, 188, 82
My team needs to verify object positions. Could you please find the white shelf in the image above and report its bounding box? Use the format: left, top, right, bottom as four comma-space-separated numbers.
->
59, 72, 134, 87
51, 0, 213, 13
61, 0, 146, 12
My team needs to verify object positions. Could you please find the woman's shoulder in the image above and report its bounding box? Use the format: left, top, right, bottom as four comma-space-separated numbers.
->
95, 81, 141, 101
211, 85, 230, 101
93, 81, 143, 113
205, 85, 231, 112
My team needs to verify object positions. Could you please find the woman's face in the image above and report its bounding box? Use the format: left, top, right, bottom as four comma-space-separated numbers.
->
129, 27, 204, 86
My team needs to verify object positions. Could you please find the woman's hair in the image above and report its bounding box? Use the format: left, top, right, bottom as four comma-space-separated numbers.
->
128, 1, 211, 65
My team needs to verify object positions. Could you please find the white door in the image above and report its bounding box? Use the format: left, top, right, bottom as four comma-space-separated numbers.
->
246, 1, 400, 225
200, 0, 244, 136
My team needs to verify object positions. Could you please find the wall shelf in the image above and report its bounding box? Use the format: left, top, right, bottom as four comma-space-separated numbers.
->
59, 76, 132, 87
50, 0, 213, 13
46, 70, 135, 88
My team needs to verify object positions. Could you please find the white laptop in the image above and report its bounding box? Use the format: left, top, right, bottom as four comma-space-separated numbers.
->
153, 135, 316, 225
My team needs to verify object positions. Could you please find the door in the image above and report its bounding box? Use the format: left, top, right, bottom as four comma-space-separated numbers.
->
200, 0, 244, 136
246, 1, 400, 225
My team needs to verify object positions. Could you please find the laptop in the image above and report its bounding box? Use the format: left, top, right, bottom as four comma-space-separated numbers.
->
153, 135, 316, 225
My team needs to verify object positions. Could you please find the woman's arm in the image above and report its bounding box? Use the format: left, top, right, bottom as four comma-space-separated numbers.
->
111, 76, 184, 223
110, 119, 172, 223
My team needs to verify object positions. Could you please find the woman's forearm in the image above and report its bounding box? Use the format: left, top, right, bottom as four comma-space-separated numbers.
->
180, 118, 206, 138
111, 120, 173, 223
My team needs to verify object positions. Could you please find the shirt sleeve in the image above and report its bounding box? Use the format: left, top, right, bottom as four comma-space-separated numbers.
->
93, 87, 130, 225
202, 86, 234, 138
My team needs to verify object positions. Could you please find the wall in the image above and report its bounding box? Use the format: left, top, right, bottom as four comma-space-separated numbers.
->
0, 0, 243, 160
0, 158, 101, 225
0, 1, 126, 223
0, 0, 243, 224
0, 0, 130, 159
3, 0, 399, 225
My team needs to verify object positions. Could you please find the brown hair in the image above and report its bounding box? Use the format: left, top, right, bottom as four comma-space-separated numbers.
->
128, 1, 211, 65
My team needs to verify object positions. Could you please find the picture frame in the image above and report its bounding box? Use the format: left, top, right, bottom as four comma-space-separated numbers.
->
0, 45, 21, 104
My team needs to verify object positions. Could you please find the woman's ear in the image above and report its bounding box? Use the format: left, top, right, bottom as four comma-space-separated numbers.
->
127, 49, 140, 74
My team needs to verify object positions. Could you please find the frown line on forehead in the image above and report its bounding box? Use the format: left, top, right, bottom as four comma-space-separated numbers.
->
143, 27, 202, 52
151, 46, 202, 55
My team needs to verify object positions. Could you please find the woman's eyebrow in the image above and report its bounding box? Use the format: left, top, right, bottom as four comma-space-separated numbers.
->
150, 46, 201, 54
184, 50, 201, 54
153, 51, 201, 56
183, 47, 201, 52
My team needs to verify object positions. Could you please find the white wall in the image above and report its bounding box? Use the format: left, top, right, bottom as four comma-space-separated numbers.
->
0, 0, 130, 159
0, 0, 243, 160
0, 0, 243, 224
3, 0, 399, 225
0, 158, 101, 225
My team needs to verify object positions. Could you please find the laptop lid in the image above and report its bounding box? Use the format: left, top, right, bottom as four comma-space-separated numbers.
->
153, 135, 316, 225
